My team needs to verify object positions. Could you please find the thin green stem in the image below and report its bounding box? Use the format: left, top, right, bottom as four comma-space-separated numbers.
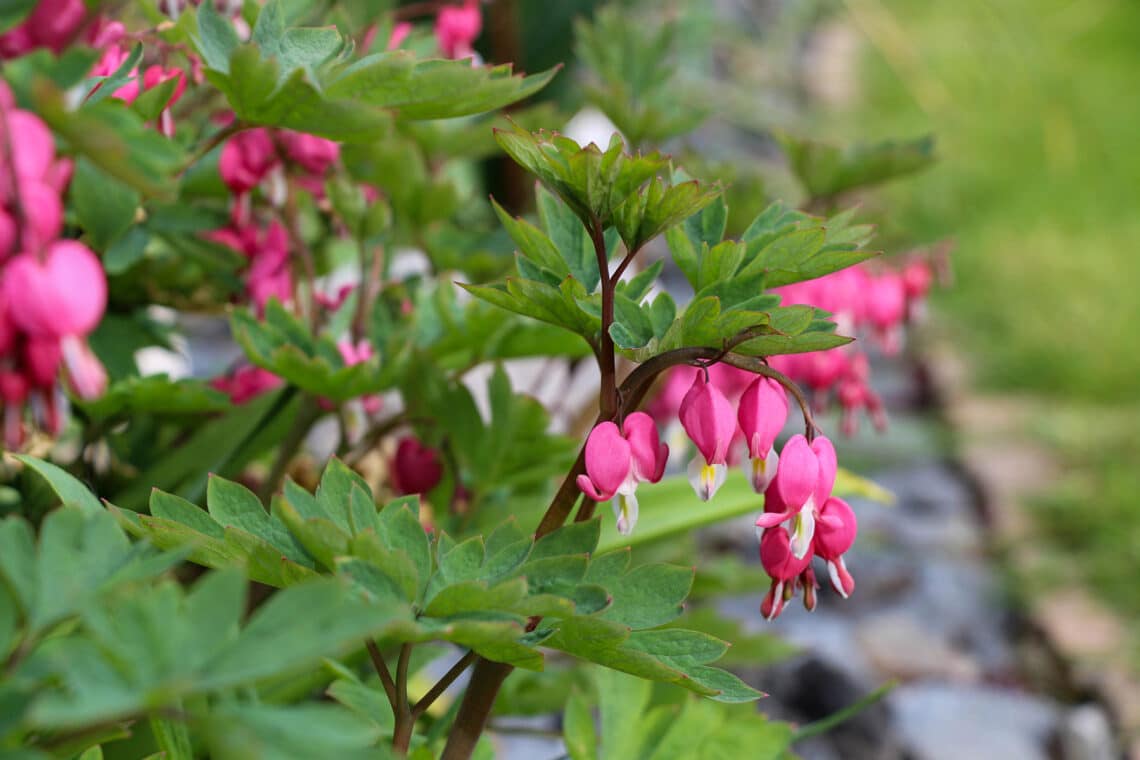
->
392, 643, 415, 753
591, 219, 618, 420
178, 120, 246, 175
366, 639, 400, 713
411, 650, 477, 719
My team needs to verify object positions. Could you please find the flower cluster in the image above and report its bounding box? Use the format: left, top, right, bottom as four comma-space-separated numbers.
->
769, 258, 938, 435
581, 368, 857, 618
91, 23, 188, 136
754, 434, 857, 619
576, 412, 669, 535
0, 87, 107, 447
0, 0, 92, 58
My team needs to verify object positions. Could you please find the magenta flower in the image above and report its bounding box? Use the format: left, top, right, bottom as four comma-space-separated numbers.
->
210, 365, 283, 405
392, 436, 444, 496
337, 339, 382, 414
435, 0, 482, 59
576, 412, 668, 535
679, 373, 736, 501
867, 272, 907, 355
3, 241, 107, 399
754, 434, 837, 559
0, 0, 87, 58
814, 496, 858, 598
0, 370, 28, 448
737, 376, 788, 493
279, 131, 340, 176
758, 525, 813, 621
388, 21, 413, 50
219, 128, 279, 195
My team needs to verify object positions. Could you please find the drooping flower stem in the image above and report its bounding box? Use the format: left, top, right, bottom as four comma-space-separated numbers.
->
591, 217, 618, 420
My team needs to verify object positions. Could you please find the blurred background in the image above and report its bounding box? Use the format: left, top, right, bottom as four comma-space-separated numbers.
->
486, 0, 1140, 756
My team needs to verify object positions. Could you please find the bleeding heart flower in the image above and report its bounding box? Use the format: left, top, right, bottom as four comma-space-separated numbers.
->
576, 412, 668, 535
279, 131, 340, 176
435, 0, 481, 59
211, 365, 283, 405
337, 339, 382, 414
737, 376, 788, 493
3, 240, 106, 338
758, 525, 813, 621
814, 496, 858, 598
679, 372, 736, 501
219, 128, 279, 195
392, 436, 443, 496
754, 434, 837, 560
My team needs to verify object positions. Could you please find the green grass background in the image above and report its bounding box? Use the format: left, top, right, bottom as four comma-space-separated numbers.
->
831, 0, 1140, 619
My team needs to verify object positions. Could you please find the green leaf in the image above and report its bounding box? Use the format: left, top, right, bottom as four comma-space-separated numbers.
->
594, 667, 652, 760
199, 579, 403, 689
195, 0, 241, 73
596, 475, 760, 553
377, 500, 431, 598
564, 688, 598, 760
423, 577, 528, 618
84, 43, 142, 105
325, 53, 559, 120
609, 293, 656, 349
150, 710, 193, 760
535, 184, 599, 293
601, 563, 693, 630
315, 458, 367, 533
776, 132, 936, 199
327, 677, 395, 732
438, 535, 486, 584
531, 519, 601, 561
151, 490, 224, 540
77, 375, 229, 423
493, 198, 568, 279
495, 125, 668, 227
202, 703, 384, 760
12, 456, 101, 513
32, 81, 185, 201
0, 0, 35, 33
683, 192, 728, 250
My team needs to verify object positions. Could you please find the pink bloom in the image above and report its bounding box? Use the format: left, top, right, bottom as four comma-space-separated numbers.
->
337, 339, 382, 414
0, 0, 87, 58
435, 0, 481, 59
814, 496, 858, 598
576, 412, 668, 535
391, 436, 443, 496
737, 376, 788, 492
244, 221, 292, 312
15, 179, 63, 253
279, 131, 339, 176
22, 336, 61, 388
754, 434, 837, 559
219, 128, 279, 195
679, 372, 737, 500
0, 370, 28, 448
211, 365, 283, 405
758, 525, 813, 621
866, 272, 906, 355
387, 21, 412, 50
0, 108, 56, 182
4, 241, 106, 339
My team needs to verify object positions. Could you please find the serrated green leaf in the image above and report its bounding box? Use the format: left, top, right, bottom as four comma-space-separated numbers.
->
530, 519, 601, 561
13, 456, 101, 513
